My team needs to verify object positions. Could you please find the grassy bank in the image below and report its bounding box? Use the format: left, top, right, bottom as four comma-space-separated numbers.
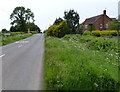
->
44, 35, 119, 91
0, 33, 33, 46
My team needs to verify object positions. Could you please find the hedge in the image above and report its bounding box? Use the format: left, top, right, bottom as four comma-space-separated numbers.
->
83, 30, 118, 37
0, 32, 25, 36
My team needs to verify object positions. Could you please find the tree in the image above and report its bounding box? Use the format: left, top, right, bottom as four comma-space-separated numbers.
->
10, 25, 21, 32
10, 6, 35, 32
26, 23, 41, 33
1, 28, 8, 33
64, 9, 80, 34
53, 17, 63, 25
88, 24, 95, 32
109, 19, 120, 30
76, 25, 84, 35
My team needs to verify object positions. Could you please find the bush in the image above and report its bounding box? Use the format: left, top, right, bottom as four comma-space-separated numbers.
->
30, 31, 38, 34
10, 32, 24, 36
46, 25, 56, 37
83, 30, 118, 37
46, 20, 69, 38
91, 31, 101, 37
83, 31, 91, 35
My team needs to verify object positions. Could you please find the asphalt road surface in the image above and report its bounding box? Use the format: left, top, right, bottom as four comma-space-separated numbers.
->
1, 34, 44, 90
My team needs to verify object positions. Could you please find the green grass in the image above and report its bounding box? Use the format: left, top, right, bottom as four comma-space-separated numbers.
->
0, 33, 33, 46
44, 34, 119, 91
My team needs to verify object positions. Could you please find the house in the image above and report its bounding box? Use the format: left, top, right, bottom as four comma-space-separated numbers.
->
82, 10, 112, 31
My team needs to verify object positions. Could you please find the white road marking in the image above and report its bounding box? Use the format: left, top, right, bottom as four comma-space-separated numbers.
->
18, 45, 23, 48
0, 54, 5, 58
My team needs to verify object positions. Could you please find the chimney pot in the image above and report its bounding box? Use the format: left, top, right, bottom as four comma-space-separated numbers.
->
103, 10, 106, 15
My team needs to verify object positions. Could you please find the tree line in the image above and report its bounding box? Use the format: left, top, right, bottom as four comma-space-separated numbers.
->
45, 9, 83, 38
1, 6, 119, 35
45, 9, 120, 38
1, 6, 41, 33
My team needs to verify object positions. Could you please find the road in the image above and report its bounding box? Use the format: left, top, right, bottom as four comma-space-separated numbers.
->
1, 34, 44, 90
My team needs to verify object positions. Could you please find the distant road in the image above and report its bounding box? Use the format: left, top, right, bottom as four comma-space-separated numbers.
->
1, 34, 44, 90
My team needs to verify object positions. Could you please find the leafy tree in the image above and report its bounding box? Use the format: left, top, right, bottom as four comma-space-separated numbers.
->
109, 19, 120, 30
1, 28, 8, 33
64, 9, 80, 34
88, 24, 95, 32
10, 25, 21, 32
76, 25, 84, 35
53, 17, 63, 25
10, 6, 35, 32
26, 23, 41, 33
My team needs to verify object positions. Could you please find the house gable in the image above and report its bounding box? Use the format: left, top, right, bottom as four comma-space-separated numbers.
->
82, 10, 112, 31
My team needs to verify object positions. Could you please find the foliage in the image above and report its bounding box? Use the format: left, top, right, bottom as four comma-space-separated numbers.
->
1, 33, 32, 46
10, 25, 21, 32
1, 28, 8, 33
88, 24, 95, 32
10, 32, 24, 36
53, 17, 63, 25
83, 30, 118, 37
91, 31, 101, 37
46, 20, 69, 38
10, 6, 35, 32
44, 35, 119, 90
64, 9, 80, 34
26, 23, 41, 33
109, 19, 120, 30
76, 25, 84, 34
83, 31, 91, 35
30, 31, 38, 34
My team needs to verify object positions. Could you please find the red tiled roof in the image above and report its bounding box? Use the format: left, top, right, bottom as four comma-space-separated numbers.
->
83, 14, 103, 24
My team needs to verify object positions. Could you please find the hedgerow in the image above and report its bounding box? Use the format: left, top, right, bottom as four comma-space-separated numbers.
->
83, 30, 118, 37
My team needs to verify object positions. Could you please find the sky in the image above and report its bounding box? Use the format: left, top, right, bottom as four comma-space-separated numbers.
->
0, 0, 119, 32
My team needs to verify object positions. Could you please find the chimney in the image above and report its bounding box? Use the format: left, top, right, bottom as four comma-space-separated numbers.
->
103, 10, 106, 15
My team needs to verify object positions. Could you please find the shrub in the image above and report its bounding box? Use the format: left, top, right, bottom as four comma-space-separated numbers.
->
83, 31, 91, 35
91, 31, 101, 37
46, 25, 56, 37
30, 31, 38, 34
10, 32, 24, 36
83, 30, 118, 37
46, 20, 69, 38
109, 30, 118, 36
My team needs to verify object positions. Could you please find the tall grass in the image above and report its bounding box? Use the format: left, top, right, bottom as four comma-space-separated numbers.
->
0, 33, 32, 46
44, 35, 119, 91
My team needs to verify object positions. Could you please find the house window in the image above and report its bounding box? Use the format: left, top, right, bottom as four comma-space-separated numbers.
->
85, 25, 88, 28
106, 24, 108, 28
100, 24, 103, 28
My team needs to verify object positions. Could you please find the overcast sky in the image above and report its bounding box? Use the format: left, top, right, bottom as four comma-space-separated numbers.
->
0, 0, 119, 31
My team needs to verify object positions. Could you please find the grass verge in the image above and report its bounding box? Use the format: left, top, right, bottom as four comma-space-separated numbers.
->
0, 33, 33, 46
44, 34, 119, 91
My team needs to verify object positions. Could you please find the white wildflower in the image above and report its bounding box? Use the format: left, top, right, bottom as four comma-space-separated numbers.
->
94, 83, 98, 87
